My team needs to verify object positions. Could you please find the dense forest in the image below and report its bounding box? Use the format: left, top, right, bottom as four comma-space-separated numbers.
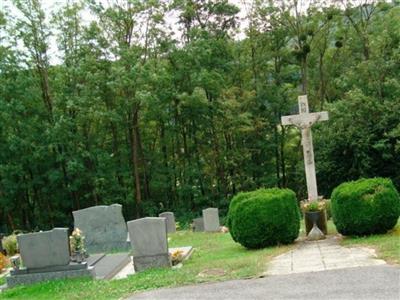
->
0, 0, 399, 232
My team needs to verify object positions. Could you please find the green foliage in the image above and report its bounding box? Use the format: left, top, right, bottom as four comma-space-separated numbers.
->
2, 234, 18, 256
307, 201, 319, 212
331, 178, 400, 236
325, 199, 332, 219
228, 188, 300, 249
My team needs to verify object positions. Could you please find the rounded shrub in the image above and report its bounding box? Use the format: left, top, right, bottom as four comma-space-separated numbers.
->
331, 178, 400, 236
227, 188, 301, 249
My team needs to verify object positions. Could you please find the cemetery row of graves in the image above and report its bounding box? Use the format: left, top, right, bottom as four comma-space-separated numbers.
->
0, 204, 223, 289
0, 174, 398, 298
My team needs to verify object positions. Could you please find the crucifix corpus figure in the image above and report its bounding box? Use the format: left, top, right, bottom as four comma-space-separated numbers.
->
281, 95, 329, 201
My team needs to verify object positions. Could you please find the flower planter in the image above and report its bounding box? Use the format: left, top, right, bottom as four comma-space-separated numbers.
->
305, 209, 327, 235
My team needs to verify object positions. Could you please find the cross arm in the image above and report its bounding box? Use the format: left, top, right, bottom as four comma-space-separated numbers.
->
281, 111, 329, 127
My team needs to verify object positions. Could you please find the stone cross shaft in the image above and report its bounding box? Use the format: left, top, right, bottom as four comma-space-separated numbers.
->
281, 95, 329, 201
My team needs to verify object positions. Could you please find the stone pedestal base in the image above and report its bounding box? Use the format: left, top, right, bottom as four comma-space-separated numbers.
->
133, 253, 171, 272
7, 264, 94, 288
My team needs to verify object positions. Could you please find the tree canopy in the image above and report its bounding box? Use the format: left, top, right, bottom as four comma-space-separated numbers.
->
0, 0, 399, 232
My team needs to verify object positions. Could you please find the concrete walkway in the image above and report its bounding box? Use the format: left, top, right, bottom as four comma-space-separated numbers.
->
265, 235, 386, 275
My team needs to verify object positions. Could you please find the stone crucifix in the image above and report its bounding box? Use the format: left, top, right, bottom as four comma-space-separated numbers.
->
281, 95, 329, 201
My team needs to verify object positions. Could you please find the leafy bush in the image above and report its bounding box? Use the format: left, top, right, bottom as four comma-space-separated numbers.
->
227, 190, 254, 242
2, 234, 18, 256
331, 178, 400, 236
227, 188, 300, 249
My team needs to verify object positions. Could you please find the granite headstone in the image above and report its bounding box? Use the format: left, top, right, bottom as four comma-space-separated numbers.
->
127, 217, 171, 272
6, 228, 93, 287
202, 208, 220, 232
159, 212, 176, 233
193, 217, 204, 232
17, 228, 70, 269
73, 204, 129, 253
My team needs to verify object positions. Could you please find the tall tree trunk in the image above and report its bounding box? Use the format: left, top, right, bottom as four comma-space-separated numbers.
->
129, 106, 142, 218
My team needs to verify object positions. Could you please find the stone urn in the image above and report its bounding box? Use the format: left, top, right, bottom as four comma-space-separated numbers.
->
306, 211, 320, 226
71, 251, 86, 263
305, 209, 328, 235
305, 211, 325, 241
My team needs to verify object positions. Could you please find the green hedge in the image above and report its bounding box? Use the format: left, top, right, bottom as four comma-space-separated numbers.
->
331, 178, 400, 236
227, 188, 300, 249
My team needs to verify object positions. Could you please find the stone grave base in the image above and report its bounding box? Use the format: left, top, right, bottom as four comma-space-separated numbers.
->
113, 246, 194, 279
6, 263, 94, 288
134, 253, 171, 272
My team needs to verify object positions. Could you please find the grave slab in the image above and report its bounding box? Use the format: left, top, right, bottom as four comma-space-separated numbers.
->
92, 253, 131, 280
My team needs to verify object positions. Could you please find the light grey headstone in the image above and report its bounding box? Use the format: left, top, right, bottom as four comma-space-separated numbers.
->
159, 212, 176, 233
193, 218, 204, 232
73, 204, 129, 253
17, 228, 70, 269
127, 217, 171, 272
202, 208, 220, 232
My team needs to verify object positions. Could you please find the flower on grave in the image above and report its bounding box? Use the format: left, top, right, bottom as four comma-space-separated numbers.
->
70, 228, 86, 254
301, 199, 326, 212
171, 249, 184, 266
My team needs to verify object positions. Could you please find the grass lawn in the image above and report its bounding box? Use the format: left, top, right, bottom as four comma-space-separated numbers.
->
0, 231, 291, 300
340, 219, 400, 264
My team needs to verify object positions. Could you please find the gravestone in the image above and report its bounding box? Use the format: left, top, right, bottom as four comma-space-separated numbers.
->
6, 228, 93, 288
18, 228, 70, 269
202, 208, 220, 232
73, 204, 129, 253
193, 217, 204, 232
159, 212, 176, 233
127, 217, 171, 272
